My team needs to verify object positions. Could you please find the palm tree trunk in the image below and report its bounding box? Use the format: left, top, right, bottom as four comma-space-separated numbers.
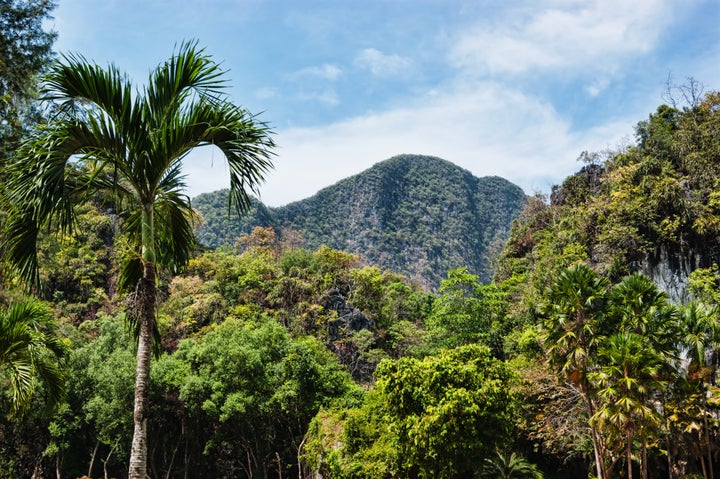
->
641, 441, 648, 479
128, 259, 157, 479
705, 409, 715, 479
581, 385, 605, 479
627, 430, 633, 479
129, 204, 157, 479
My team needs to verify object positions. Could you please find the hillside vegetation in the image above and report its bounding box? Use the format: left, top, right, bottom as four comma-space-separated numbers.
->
194, 154, 527, 289
498, 90, 720, 302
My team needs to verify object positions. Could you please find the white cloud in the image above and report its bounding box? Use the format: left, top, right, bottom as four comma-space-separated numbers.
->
255, 87, 278, 100
297, 89, 340, 106
355, 48, 413, 77
294, 64, 342, 80
450, 0, 677, 76
585, 77, 611, 97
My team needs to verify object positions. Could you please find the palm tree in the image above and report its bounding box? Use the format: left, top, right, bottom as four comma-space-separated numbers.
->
4, 41, 274, 478
607, 273, 679, 479
679, 301, 720, 479
478, 451, 543, 479
590, 332, 667, 479
681, 301, 720, 376
608, 273, 678, 357
542, 263, 609, 479
0, 299, 67, 417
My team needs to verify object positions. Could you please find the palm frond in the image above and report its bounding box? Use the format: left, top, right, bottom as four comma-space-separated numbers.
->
153, 191, 197, 273
44, 52, 135, 135
146, 39, 227, 115
0, 299, 67, 417
3, 214, 41, 288
117, 254, 143, 295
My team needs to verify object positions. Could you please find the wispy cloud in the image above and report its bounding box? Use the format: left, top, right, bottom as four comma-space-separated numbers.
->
297, 89, 340, 107
294, 64, 342, 80
354, 48, 413, 77
449, 0, 677, 76
255, 87, 278, 100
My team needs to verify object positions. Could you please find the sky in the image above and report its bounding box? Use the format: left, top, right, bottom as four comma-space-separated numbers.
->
50, 0, 720, 206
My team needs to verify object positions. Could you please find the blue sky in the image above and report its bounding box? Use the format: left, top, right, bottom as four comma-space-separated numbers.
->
51, 0, 720, 206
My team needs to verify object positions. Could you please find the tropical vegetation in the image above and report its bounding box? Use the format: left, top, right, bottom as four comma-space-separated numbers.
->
3, 38, 274, 478
2, 2, 720, 479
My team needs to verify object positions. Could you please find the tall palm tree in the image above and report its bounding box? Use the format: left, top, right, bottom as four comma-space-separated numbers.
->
679, 301, 720, 479
542, 263, 609, 479
4, 41, 274, 478
606, 273, 678, 479
590, 332, 667, 479
0, 298, 67, 417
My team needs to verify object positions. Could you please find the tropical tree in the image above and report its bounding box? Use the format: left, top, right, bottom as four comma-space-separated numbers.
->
479, 451, 544, 479
603, 273, 677, 479
4, 41, 274, 478
541, 263, 609, 479
608, 273, 677, 356
681, 301, 720, 379
678, 301, 720, 479
590, 332, 668, 479
0, 0, 57, 163
372, 344, 518, 478
0, 298, 67, 417
426, 266, 508, 355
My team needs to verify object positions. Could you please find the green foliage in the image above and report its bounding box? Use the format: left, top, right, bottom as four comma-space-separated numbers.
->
0, 0, 57, 162
479, 451, 544, 479
0, 297, 67, 417
37, 202, 114, 322
426, 266, 510, 356
194, 191, 277, 247
153, 315, 359, 477
688, 264, 720, 305
305, 345, 520, 478
590, 332, 667, 450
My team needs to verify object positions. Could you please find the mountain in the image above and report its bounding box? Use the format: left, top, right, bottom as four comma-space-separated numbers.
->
193, 154, 527, 289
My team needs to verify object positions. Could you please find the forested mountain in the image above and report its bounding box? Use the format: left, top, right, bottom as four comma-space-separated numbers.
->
194, 154, 527, 288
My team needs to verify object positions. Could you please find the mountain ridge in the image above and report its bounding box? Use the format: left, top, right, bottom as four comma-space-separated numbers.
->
194, 154, 527, 288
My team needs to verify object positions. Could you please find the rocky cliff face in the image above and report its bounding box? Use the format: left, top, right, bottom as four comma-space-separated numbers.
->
640, 247, 709, 304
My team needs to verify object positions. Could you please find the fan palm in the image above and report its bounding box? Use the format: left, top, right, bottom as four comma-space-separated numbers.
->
0, 299, 67, 417
4, 41, 274, 478
608, 273, 678, 357
679, 301, 720, 479
479, 451, 544, 479
541, 263, 609, 479
590, 332, 667, 479
681, 301, 720, 373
